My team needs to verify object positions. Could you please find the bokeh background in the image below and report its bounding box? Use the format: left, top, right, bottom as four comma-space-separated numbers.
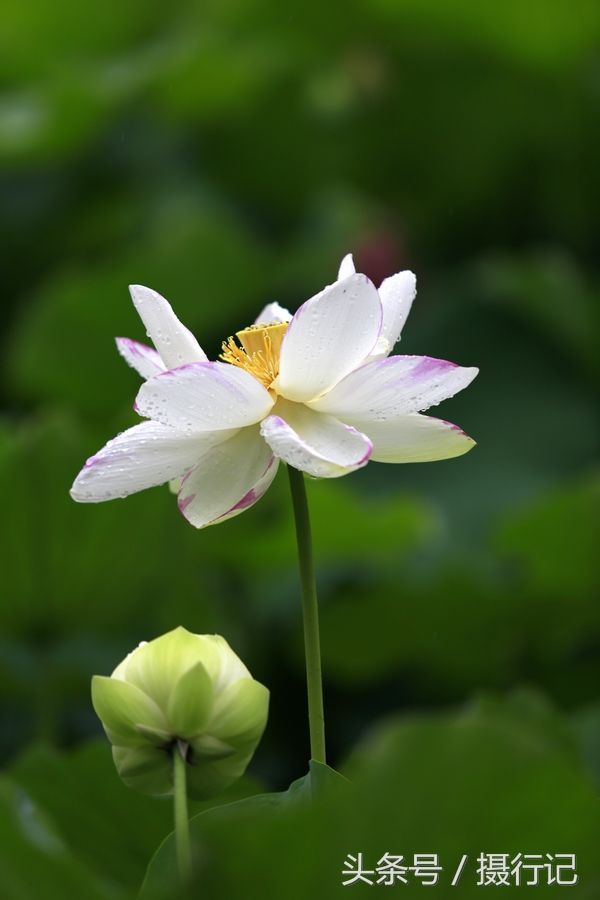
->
1, 1, 599, 897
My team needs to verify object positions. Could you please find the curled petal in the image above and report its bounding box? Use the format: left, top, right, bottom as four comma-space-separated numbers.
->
376, 271, 416, 354
116, 337, 165, 379
276, 274, 382, 402
260, 401, 372, 478
177, 427, 278, 528
135, 362, 274, 433
310, 355, 479, 419
70, 421, 229, 503
129, 284, 207, 369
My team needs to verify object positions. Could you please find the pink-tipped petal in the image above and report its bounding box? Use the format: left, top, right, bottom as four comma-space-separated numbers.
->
115, 337, 165, 380
309, 355, 478, 419
260, 400, 372, 479
177, 427, 278, 528
70, 421, 232, 503
355, 413, 476, 463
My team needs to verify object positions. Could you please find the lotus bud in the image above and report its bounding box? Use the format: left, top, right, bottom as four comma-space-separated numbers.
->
91, 627, 269, 798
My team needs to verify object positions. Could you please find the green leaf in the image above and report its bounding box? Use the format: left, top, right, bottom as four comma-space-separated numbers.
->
0, 776, 120, 900
140, 760, 346, 897
285, 760, 348, 803
464, 687, 578, 759
10, 739, 263, 893
141, 694, 600, 900
10, 741, 170, 891
139, 792, 288, 898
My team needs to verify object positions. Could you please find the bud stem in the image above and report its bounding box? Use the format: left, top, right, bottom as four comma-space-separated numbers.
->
287, 465, 326, 764
173, 741, 192, 883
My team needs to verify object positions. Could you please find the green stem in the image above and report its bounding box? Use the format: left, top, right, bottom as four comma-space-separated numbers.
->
173, 741, 192, 883
287, 465, 326, 764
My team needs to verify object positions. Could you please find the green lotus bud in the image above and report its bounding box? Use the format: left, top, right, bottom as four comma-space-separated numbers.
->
91, 627, 269, 799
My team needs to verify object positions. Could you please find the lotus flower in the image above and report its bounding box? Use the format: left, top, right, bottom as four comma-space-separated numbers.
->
71, 254, 478, 527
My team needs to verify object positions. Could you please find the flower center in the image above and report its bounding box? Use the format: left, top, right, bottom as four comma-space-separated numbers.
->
220, 322, 288, 391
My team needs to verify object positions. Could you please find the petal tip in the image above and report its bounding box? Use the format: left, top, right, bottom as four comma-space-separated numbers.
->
69, 471, 96, 503
337, 252, 356, 280
128, 284, 158, 305
357, 440, 373, 467
403, 270, 417, 295
443, 420, 477, 455
178, 492, 195, 512
343, 423, 373, 467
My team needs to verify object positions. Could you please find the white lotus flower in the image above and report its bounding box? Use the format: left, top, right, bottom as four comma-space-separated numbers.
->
70, 254, 478, 528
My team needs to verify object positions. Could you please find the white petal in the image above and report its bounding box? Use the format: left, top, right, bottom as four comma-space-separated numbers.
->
352, 413, 476, 462
70, 421, 231, 502
310, 355, 478, 419
276, 274, 382, 403
260, 401, 372, 478
253, 302, 292, 325
368, 335, 392, 358
177, 427, 278, 528
376, 270, 416, 353
128, 284, 207, 369
115, 337, 165, 380
337, 253, 355, 280
135, 362, 274, 433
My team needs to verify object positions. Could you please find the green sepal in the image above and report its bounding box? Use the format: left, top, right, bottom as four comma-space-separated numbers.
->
112, 745, 172, 796
134, 723, 172, 746
91, 676, 167, 748
116, 628, 221, 711
167, 661, 213, 739
190, 734, 236, 760
207, 678, 269, 748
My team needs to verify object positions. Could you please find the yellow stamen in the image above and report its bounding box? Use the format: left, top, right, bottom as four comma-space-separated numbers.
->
220, 321, 288, 391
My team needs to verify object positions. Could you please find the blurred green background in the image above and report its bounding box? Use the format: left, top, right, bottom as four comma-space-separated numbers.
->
1, 0, 599, 897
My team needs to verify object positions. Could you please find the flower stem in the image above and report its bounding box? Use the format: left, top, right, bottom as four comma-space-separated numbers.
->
287, 465, 326, 764
173, 740, 192, 883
